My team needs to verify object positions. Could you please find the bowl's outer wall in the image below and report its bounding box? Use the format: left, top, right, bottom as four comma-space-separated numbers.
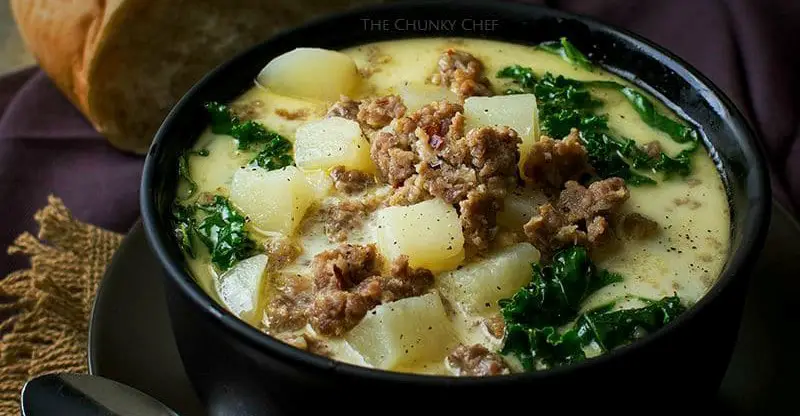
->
141, 2, 771, 414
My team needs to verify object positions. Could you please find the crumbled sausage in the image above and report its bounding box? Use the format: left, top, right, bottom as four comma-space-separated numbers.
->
326, 95, 360, 120
264, 236, 300, 272
357, 95, 407, 129
321, 200, 371, 242
466, 126, 522, 182
274, 332, 331, 357
523, 129, 591, 189
330, 166, 376, 194
275, 108, 309, 120
380, 255, 434, 302
459, 186, 503, 254
524, 178, 630, 255
447, 344, 510, 376
308, 279, 382, 337
642, 140, 662, 158
307, 245, 435, 336
266, 274, 313, 332
327, 94, 407, 131
432, 49, 493, 99
371, 101, 521, 254
620, 213, 660, 239
483, 315, 505, 339
371, 130, 418, 187
387, 175, 433, 206
557, 178, 630, 223
312, 244, 382, 291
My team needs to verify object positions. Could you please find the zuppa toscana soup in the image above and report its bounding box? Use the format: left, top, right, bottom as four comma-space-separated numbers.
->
171, 38, 729, 376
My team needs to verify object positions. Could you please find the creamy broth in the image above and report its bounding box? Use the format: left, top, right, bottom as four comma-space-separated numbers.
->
175, 38, 729, 376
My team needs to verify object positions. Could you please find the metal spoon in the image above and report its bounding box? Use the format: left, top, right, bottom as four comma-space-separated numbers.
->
21, 373, 179, 416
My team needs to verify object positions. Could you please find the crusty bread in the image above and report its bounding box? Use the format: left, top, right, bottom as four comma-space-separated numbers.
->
12, 0, 383, 154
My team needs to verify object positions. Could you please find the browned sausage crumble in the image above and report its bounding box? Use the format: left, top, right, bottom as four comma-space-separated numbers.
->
321, 200, 371, 242
308, 244, 435, 336
380, 255, 435, 302
371, 100, 521, 254
326, 94, 407, 131
357, 95, 407, 129
263, 236, 301, 272
432, 48, 493, 99
326, 95, 360, 120
524, 178, 630, 256
330, 166, 376, 195
266, 274, 313, 333
447, 344, 510, 376
523, 129, 591, 190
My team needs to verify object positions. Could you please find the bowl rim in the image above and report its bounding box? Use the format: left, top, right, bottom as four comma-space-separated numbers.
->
141, 0, 772, 384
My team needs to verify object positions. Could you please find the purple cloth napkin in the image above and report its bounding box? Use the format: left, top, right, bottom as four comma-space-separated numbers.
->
1, 0, 798, 277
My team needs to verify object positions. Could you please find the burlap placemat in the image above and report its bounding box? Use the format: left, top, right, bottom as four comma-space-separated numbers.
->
0, 196, 123, 415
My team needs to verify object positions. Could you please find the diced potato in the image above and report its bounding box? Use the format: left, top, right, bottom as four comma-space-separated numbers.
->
230, 166, 313, 235
438, 243, 539, 315
256, 48, 360, 101
303, 169, 333, 200
346, 293, 457, 369
294, 117, 373, 172
376, 198, 464, 273
497, 187, 550, 230
216, 254, 268, 325
397, 82, 459, 112
464, 94, 539, 173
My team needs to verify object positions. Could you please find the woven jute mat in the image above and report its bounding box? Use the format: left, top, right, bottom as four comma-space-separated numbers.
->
0, 196, 123, 415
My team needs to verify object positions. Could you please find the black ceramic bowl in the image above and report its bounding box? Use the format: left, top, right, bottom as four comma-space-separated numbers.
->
141, 2, 771, 414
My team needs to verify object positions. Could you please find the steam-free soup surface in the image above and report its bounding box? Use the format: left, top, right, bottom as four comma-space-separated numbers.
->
174, 38, 729, 376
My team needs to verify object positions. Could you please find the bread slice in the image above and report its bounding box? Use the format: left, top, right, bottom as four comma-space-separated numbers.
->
12, 0, 383, 154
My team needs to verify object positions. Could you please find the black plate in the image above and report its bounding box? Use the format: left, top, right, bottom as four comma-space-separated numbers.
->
89, 203, 800, 416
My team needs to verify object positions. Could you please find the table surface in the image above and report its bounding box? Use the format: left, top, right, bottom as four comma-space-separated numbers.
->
0, 2, 34, 74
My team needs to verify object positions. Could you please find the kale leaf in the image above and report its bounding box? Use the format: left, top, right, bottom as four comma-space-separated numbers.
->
496, 65, 537, 94
539, 37, 593, 70
172, 195, 256, 271
499, 246, 620, 335
204, 101, 294, 170
172, 203, 197, 258
499, 247, 685, 370
251, 134, 294, 171
194, 195, 256, 271
574, 295, 686, 352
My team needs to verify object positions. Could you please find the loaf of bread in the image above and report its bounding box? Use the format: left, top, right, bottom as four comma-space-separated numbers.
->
12, 0, 383, 154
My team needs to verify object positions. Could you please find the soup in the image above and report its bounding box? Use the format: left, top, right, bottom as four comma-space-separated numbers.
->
171, 37, 729, 376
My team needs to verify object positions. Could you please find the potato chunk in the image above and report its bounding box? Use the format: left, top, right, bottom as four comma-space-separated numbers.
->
346, 292, 456, 369
376, 198, 465, 273
497, 187, 550, 230
294, 117, 373, 172
256, 48, 360, 101
397, 83, 459, 112
230, 166, 313, 235
438, 243, 540, 315
464, 94, 538, 171
216, 254, 268, 325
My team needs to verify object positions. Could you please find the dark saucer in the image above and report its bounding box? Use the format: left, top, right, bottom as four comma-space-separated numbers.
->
88, 203, 800, 416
